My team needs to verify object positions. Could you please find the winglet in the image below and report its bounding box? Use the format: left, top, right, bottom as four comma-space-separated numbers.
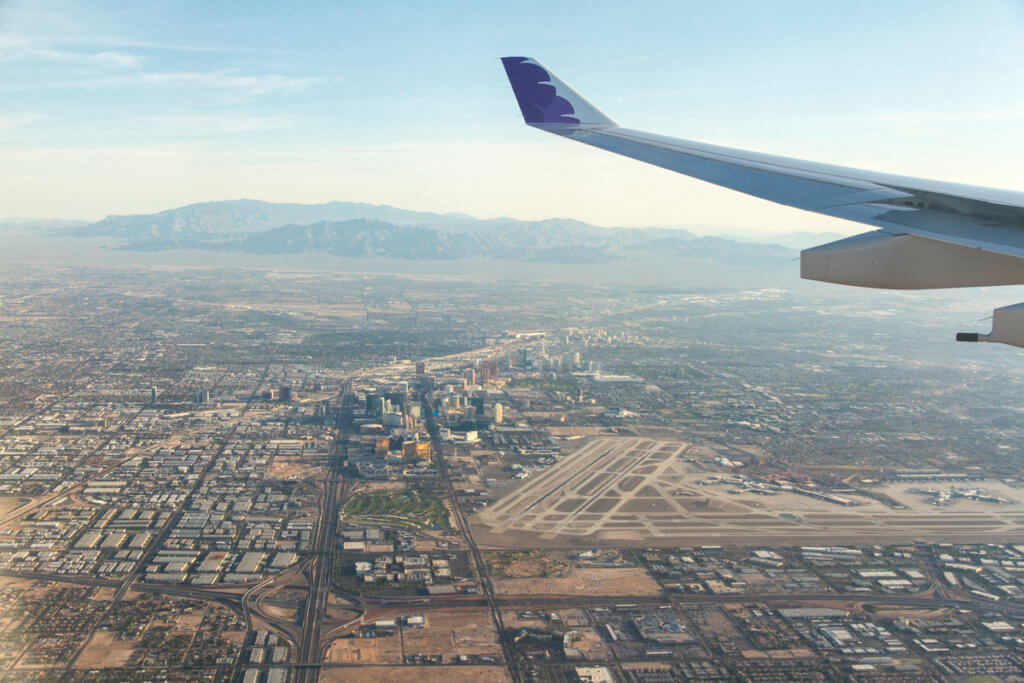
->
500, 57, 617, 128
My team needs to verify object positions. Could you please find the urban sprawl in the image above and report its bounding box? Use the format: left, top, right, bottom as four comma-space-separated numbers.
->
0, 267, 1023, 682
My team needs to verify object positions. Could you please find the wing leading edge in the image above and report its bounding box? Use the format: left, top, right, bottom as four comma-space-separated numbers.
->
499, 57, 1024, 295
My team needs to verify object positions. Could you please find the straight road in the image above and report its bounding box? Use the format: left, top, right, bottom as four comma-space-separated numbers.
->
293, 410, 352, 683
427, 411, 520, 682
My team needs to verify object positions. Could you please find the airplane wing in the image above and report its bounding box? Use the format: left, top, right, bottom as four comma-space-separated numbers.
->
500, 56, 1024, 348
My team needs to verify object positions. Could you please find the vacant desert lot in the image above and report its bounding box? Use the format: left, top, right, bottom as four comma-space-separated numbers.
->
326, 637, 391, 665
326, 609, 502, 666
0, 496, 28, 517
492, 566, 659, 596
73, 631, 137, 669
402, 610, 502, 657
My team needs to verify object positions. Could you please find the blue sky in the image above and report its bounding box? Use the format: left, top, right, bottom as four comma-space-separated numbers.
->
3, 1, 1024, 232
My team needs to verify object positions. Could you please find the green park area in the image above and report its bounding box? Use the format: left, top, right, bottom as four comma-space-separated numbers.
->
342, 489, 451, 530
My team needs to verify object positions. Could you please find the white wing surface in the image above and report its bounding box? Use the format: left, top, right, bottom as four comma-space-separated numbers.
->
500, 56, 1024, 292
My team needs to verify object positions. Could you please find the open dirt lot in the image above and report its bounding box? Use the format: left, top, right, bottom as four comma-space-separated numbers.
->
262, 603, 299, 622
0, 576, 32, 590
73, 631, 137, 669
326, 610, 501, 666
500, 610, 545, 629
472, 437, 1024, 548
571, 627, 613, 661
326, 637, 391, 665
492, 566, 660, 596
0, 497, 29, 517
488, 550, 570, 578
267, 458, 324, 480
402, 609, 503, 657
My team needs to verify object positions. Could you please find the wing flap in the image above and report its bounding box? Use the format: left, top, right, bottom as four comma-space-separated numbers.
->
822, 203, 1024, 261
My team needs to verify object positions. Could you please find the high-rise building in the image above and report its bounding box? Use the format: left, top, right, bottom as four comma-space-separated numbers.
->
194, 389, 210, 405
280, 386, 293, 402
150, 386, 158, 404
415, 361, 426, 375
463, 368, 475, 385
402, 441, 431, 460
316, 399, 331, 419
494, 402, 503, 424
480, 361, 499, 383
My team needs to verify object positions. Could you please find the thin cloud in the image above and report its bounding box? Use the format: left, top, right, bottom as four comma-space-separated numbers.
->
0, 113, 43, 130
848, 108, 1024, 126
140, 70, 325, 94
92, 50, 143, 68
0, 34, 143, 68
67, 37, 238, 54
148, 113, 293, 135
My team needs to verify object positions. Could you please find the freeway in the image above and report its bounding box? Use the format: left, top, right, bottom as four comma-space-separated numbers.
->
293, 410, 355, 683
358, 590, 1024, 615
6, 564, 1021, 618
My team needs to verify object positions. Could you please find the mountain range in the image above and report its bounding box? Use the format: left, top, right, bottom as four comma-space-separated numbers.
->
62, 199, 800, 266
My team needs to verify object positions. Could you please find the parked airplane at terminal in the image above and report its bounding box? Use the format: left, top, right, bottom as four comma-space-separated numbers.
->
501, 56, 1024, 349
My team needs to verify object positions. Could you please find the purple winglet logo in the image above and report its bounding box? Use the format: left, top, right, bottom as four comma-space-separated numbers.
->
501, 57, 580, 125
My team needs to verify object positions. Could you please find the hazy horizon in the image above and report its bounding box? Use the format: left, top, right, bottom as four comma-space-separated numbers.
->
0, 198, 853, 246
4, 1, 1024, 232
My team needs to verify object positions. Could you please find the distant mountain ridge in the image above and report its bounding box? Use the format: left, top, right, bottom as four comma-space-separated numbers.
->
120, 218, 791, 266
66, 199, 794, 267
70, 199, 699, 241
70, 199, 479, 239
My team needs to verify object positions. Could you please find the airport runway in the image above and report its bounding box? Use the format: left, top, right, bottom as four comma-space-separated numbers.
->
473, 437, 1024, 548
